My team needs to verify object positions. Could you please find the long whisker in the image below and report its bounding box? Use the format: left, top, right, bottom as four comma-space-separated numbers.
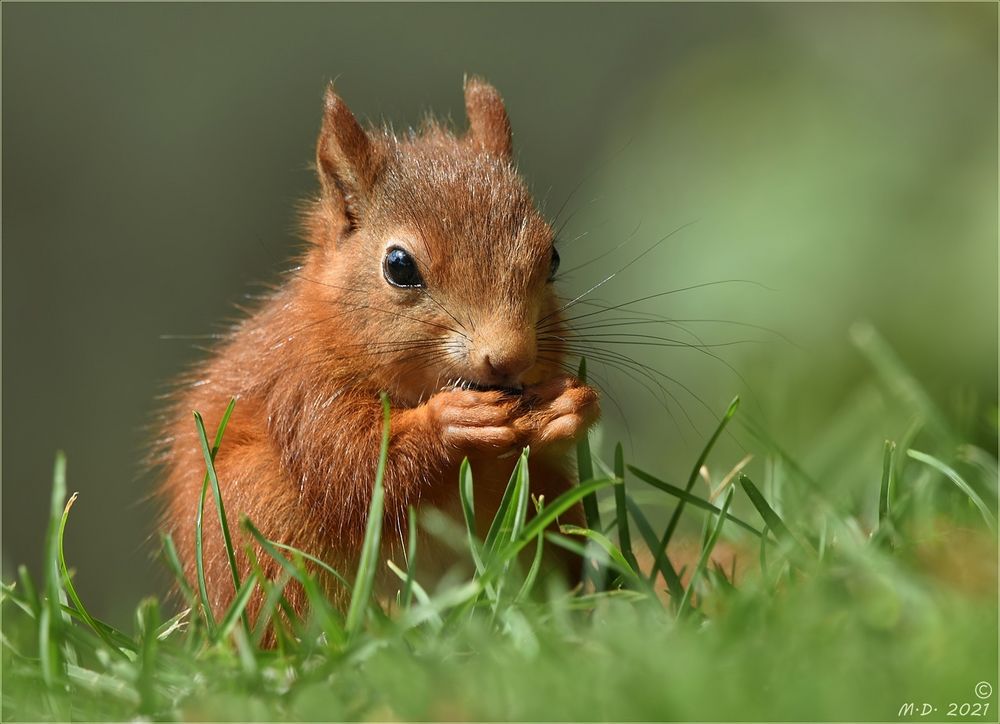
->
542, 341, 714, 429
559, 305, 798, 348
548, 135, 634, 229
539, 278, 774, 331
542, 333, 767, 350
559, 216, 613, 249
545, 344, 687, 416
538, 220, 699, 325
556, 220, 643, 278
547, 347, 693, 438
419, 288, 471, 339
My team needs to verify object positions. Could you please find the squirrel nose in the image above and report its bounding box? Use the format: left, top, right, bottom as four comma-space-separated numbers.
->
483, 355, 531, 380
475, 342, 535, 385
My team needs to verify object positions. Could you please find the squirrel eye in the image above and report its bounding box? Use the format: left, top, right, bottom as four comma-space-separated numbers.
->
548, 246, 560, 281
383, 247, 424, 288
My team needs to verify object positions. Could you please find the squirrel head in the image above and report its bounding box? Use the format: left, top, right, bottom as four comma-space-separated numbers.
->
299, 77, 565, 404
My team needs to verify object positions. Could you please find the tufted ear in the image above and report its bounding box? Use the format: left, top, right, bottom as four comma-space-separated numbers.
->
463, 76, 513, 160
316, 84, 380, 231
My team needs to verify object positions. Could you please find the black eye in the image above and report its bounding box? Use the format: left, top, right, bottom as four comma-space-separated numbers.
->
548, 246, 560, 281
383, 247, 424, 288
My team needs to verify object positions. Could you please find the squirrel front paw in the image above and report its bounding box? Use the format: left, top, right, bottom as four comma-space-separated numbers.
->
516, 376, 600, 452
426, 388, 522, 450
423, 376, 599, 455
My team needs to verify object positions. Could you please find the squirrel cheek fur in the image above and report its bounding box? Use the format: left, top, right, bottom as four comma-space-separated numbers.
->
154, 77, 600, 620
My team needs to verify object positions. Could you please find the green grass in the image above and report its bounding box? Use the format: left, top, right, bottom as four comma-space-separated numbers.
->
2, 328, 997, 721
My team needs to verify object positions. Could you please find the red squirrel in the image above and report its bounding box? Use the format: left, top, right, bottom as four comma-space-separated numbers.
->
154, 77, 600, 619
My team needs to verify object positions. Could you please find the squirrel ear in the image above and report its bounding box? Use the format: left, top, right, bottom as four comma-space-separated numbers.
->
463, 76, 513, 159
316, 84, 379, 230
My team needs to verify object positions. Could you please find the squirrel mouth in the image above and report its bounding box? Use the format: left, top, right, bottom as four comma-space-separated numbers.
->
445, 378, 524, 396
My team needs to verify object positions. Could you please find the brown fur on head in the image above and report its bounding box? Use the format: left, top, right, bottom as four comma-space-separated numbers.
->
301, 77, 564, 406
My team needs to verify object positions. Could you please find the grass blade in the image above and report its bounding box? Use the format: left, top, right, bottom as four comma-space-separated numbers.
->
739, 474, 807, 555
243, 516, 320, 645
958, 444, 999, 498
397, 581, 483, 633
518, 478, 617, 547
242, 518, 353, 644
739, 415, 828, 502
245, 544, 291, 650
649, 396, 739, 584
159, 532, 195, 606
759, 524, 770, 578
458, 458, 501, 607
514, 524, 546, 603
401, 506, 418, 609
294, 551, 346, 647
135, 597, 160, 716
559, 525, 642, 587
194, 406, 247, 635
17, 565, 40, 618
497, 477, 617, 572
543, 532, 639, 583
510, 450, 531, 541
57, 493, 125, 655
629, 465, 765, 539
346, 393, 391, 639
270, 543, 351, 590
484, 450, 528, 552
483, 450, 530, 606
386, 560, 442, 631
243, 518, 303, 580
458, 458, 486, 575
907, 449, 996, 531
850, 322, 953, 442
612, 444, 640, 573
253, 572, 291, 649
194, 480, 217, 637
194, 398, 236, 636
155, 608, 190, 641
217, 576, 258, 640
878, 440, 896, 527
458, 478, 617, 603
625, 496, 684, 602
40, 452, 68, 688
677, 489, 734, 617
242, 517, 351, 599
543, 532, 591, 562
575, 358, 602, 531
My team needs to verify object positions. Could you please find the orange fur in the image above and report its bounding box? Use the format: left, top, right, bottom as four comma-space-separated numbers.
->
152, 78, 599, 623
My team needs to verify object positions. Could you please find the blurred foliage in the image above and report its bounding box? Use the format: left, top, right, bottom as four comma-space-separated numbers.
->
561, 3, 996, 472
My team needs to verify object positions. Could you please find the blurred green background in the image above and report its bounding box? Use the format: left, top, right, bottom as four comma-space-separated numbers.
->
3, 3, 996, 623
